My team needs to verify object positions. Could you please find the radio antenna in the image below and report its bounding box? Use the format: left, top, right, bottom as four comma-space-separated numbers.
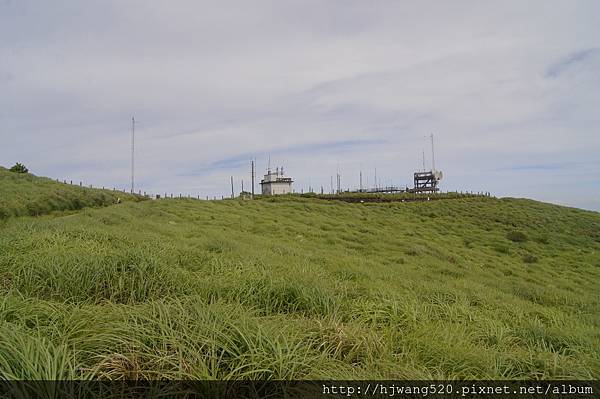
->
431, 133, 436, 172
131, 116, 135, 193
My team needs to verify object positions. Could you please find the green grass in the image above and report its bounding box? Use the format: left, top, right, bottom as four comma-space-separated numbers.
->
0, 167, 143, 219
0, 174, 599, 380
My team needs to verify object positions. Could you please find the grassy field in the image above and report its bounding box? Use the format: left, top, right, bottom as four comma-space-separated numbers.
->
0, 171, 599, 380
0, 167, 143, 219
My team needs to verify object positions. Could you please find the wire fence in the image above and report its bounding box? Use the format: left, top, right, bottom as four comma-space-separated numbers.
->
53, 178, 228, 201
54, 178, 492, 203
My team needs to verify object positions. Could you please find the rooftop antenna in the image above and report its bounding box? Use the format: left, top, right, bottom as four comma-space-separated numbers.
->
131, 116, 135, 193
267, 155, 271, 172
431, 133, 436, 172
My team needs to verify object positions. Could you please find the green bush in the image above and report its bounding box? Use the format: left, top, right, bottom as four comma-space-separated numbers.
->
493, 243, 510, 254
9, 163, 28, 173
523, 253, 539, 263
507, 230, 528, 242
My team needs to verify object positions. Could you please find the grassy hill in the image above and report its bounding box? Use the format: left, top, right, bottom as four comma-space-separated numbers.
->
0, 166, 143, 219
0, 176, 599, 380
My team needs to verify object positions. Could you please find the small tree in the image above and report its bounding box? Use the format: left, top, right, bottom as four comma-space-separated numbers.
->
9, 163, 29, 173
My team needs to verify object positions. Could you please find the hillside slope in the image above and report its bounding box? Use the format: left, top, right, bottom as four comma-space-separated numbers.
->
0, 192, 599, 379
0, 166, 143, 218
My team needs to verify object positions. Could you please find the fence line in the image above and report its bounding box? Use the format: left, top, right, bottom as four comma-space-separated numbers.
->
53, 178, 492, 203
54, 178, 226, 201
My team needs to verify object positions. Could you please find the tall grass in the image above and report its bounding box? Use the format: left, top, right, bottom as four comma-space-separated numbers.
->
0, 182, 599, 380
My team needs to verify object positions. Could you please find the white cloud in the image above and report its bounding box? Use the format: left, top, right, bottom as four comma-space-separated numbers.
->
1, 0, 599, 209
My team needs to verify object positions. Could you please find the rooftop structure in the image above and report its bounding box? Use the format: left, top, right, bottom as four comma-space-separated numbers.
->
411, 170, 443, 193
260, 166, 293, 196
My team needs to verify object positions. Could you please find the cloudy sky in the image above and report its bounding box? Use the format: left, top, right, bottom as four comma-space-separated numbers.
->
2, 1, 599, 210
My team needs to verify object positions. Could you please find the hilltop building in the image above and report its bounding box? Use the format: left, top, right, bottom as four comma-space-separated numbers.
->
260, 167, 293, 195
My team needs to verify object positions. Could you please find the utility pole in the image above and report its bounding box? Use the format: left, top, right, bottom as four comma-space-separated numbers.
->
131, 116, 135, 193
330, 176, 333, 194
230, 176, 234, 199
422, 149, 426, 172
251, 160, 255, 199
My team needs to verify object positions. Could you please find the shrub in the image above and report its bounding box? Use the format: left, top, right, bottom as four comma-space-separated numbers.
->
507, 230, 528, 243
493, 244, 510, 254
523, 254, 539, 264
9, 163, 28, 173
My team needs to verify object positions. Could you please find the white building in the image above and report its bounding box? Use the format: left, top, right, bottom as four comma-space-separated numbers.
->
260, 167, 293, 195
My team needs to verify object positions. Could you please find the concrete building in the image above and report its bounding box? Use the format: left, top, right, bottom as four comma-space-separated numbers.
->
260, 167, 293, 195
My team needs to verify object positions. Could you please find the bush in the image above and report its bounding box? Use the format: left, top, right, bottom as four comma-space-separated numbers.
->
9, 163, 28, 173
493, 244, 510, 254
507, 230, 528, 243
523, 254, 539, 264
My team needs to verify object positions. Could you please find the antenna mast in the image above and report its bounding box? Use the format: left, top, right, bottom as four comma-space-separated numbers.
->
431, 133, 436, 172
131, 116, 135, 193
336, 164, 342, 194
359, 168, 363, 191
251, 159, 255, 199
374, 166, 377, 190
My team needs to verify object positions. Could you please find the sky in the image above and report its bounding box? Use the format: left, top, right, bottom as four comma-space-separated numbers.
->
1, 1, 599, 210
